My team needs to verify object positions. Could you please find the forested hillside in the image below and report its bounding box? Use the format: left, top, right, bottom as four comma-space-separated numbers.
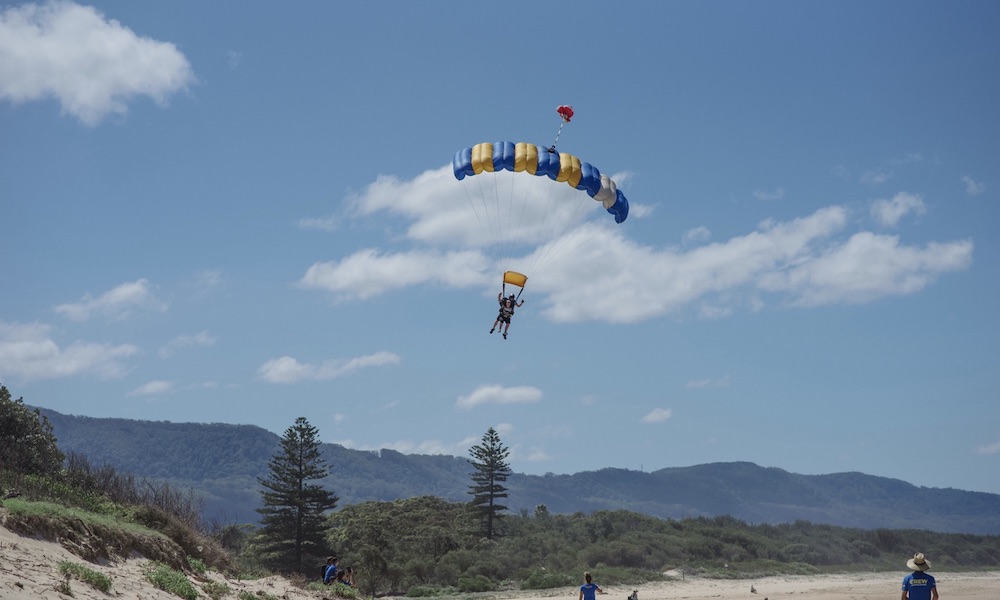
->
39, 408, 1000, 534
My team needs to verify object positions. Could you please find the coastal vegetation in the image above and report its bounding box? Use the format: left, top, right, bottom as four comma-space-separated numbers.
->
2, 383, 999, 598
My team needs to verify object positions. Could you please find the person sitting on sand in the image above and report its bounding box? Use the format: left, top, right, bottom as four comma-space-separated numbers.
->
323, 556, 340, 585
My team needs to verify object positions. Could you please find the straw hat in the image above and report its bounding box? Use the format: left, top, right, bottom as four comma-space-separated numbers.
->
906, 553, 931, 571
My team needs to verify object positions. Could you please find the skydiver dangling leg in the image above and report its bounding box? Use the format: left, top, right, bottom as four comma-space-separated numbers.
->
490, 291, 508, 334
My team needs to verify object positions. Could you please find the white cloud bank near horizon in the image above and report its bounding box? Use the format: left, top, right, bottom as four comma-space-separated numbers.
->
0, 320, 138, 382
0, 0, 194, 125
300, 167, 974, 323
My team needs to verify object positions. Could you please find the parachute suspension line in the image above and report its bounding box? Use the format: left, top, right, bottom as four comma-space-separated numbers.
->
463, 172, 506, 275
500, 279, 525, 303
550, 120, 567, 152
463, 177, 490, 254
522, 192, 612, 283
550, 104, 574, 152
500, 169, 519, 273
505, 169, 534, 274
481, 172, 506, 268
484, 170, 519, 276
521, 186, 562, 277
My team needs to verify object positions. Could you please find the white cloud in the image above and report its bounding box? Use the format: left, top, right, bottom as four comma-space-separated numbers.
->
332, 437, 470, 457
870, 192, 926, 227
686, 376, 731, 389
298, 215, 340, 231
311, 166, 972, 324
976, 440, 1000, 455
752, 187, 784, 201
683, 226, 711, 245
0, 320, 138, 382
159, 331, 217, 358
759, 232, 972, 307
300, 248, 489, 300
54, 279, 166, 321
0, 1, 194, 125
516, 446, 552, 462
258, 351, 400, 383
195, 270, 222, 289
456, 384, 543, 410
334, 426, 536, 462
494, 422, 514, 437
962, 175, 985, 196
861, 169, 892, 185
697, 304, 733, 319
641, 408, 673, 423
352, 166, 639, 248
129, 380, 172, 396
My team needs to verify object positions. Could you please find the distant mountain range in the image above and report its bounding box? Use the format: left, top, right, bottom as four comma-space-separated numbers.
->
38, 407, 1000, 535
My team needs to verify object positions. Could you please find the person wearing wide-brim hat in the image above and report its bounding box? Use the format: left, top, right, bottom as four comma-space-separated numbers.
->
901, 553, 938, 600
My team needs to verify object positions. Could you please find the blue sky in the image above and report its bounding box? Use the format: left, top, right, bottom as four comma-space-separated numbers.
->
2, 1, 999, 495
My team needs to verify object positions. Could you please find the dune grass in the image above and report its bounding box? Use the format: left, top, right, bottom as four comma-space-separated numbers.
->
59, 560, 113, 593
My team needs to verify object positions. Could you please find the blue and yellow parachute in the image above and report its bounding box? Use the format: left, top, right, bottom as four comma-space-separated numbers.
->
452, 142, 629, 224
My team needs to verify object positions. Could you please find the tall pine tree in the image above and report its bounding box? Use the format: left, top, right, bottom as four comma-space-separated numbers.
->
467, 426, 511, 540
256, 417, 338, 574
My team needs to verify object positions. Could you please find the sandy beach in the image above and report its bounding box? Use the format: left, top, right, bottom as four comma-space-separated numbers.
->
2, 521, 996, 600
601, 570, 999, 600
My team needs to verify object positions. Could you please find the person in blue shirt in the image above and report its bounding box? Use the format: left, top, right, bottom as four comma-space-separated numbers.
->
901, 553, 938, 600
578, 571, 604, 600
323, 556, 340, 585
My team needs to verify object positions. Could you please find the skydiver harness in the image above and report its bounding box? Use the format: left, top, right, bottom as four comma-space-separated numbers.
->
499, 301, 515, 320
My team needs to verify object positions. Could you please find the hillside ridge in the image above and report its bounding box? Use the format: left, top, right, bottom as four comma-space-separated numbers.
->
37, 407, 1000, 534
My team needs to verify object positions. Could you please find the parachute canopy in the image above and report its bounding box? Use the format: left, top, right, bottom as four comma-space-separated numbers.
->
503, 270, 528, 288
452, 141, 629, 224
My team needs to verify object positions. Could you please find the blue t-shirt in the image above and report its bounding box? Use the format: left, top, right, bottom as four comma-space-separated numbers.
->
324, 564, 339, 584
581, 582, 601, 600
902, 572, 936, 600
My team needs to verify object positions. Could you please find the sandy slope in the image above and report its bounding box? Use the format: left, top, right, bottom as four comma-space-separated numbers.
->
0, 521, 325, 599
2, 521, 997, 600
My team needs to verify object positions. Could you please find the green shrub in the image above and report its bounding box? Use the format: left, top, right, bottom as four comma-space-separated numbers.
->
144, 562, 198, 600
59, 561, 113, 593
406, 585, 440, 597
188, 556, 208, 575
457, 574, 493, 592
202, 580, 231, 600
522, 569, 573, 589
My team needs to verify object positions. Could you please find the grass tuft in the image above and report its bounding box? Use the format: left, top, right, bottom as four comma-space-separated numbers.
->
144, 561, 199, 600
202, 579, 231, 599
237, 590, 281, 600
59, 561, 113, 593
